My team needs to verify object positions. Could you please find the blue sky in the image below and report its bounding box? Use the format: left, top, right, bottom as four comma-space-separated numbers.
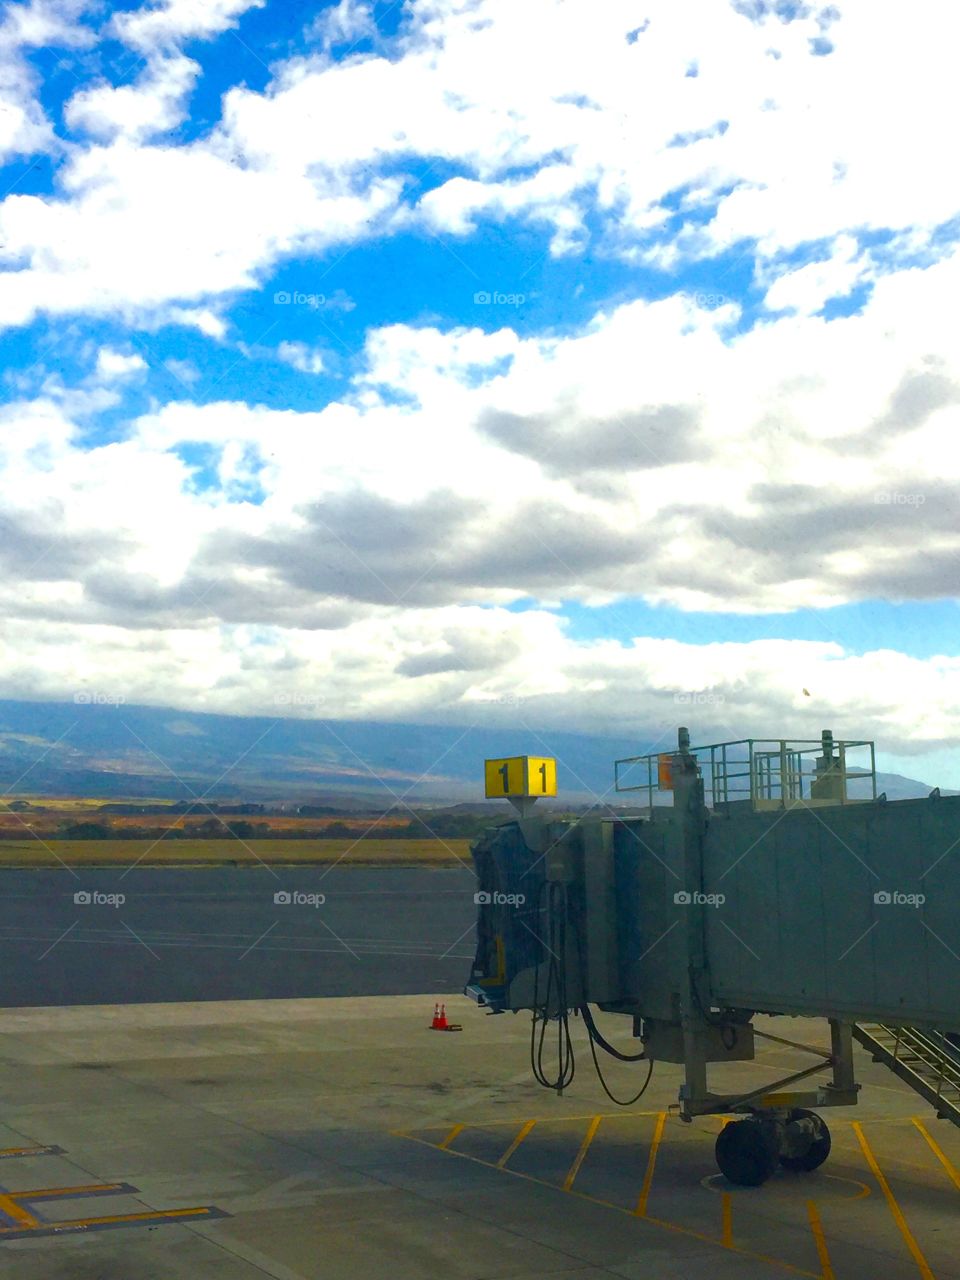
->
1, 0, 959, 785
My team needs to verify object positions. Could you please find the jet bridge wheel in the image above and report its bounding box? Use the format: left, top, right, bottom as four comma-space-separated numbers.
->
778, 1108, 831, 1173
715, 1117, 780, 1187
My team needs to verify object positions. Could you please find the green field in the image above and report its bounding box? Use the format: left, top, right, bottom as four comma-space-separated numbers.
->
0, 838, 472, 867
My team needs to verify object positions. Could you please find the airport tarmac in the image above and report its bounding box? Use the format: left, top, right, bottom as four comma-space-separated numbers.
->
1, 997, 959, 1278
0, 866, 476, 1005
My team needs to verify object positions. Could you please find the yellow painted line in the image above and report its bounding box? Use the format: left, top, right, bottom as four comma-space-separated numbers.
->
806, 1201, 835, 1280
394, 1110, 666, 1132
635, 1111, 667, 1217
396, 1131, 821, 1279
56, 1207, 216, 1229
19, 1183, 127, 1199
702, 1171, 871, 1202
563, 1115, 602, 1191
0, 1193, 39, 1229
912, 1117, 960, 1195
721, 1192, 733, 1248
438, 1124, 464, 1151
853, 1122, 935, 1280
0, 1147, 55, 1158
498, 1119, 536, 1168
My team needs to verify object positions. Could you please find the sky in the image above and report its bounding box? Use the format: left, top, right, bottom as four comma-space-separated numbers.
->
2, 0, 960, 785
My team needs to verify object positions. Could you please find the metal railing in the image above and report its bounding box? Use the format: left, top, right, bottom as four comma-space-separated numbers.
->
853, 1024, 960, 1125
615, 732, 877, 812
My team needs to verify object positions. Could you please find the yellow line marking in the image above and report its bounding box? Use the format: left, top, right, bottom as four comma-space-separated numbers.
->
52, 1207, 216, 1229
394, 1110, 667, 1132
721, 1191, 733, 1247
701, 1171, 871, 1201
564, 1115, 602, 1191
0, 1193, 39, 1229
18, 1183, 127, 1198
438, 1124, 464, 1151
913, 1117, 960, 1195
806, 1201, 834, 1280
635, 1111, 667, 1217
396, 1131, 821, 1278
853, 1122, 935, 1280
498, 1119, 536, 1168
0, 1147, 55, 1158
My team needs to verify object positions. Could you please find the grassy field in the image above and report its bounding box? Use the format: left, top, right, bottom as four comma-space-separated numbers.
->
0, 838, 472, 867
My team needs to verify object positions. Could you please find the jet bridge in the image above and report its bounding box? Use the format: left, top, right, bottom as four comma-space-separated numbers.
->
465, 728, 960, 1186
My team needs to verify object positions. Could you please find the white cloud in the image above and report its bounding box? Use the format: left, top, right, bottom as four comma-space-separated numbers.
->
163, 306, 228, 338
112, 0, 265, 53
761, 233, 869, 315
0, 0, 94, 163
305, 0, 377, 51
2, 610, 960, 779
276, 341, 325, 374
5, 0, 960, 328
95, 347, 148, 377
4, 247, 960, 629
3, 0, 960, 782
65, 54, 200, 142
162, 356, 200, 386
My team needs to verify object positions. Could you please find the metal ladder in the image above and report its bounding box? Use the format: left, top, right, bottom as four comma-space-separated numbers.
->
853, 1023, 960, 1124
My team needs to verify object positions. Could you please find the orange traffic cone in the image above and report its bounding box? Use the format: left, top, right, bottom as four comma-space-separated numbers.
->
430, 1002, 442, 1029
437, 1003, 449, 1030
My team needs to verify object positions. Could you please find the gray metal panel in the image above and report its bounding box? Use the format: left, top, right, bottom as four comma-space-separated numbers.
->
618, 818, 684, 1021
702, 796, 960, 1027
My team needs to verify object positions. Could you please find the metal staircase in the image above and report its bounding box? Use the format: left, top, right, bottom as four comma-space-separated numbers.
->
853, 1024, 960, 1124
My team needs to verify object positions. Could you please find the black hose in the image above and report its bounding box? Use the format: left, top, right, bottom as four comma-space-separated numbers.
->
579, 1003, 648, 1062
530, 879, 575, 1093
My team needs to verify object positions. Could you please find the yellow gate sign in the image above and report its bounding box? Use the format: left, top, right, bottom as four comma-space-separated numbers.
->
484, 756, 557, 799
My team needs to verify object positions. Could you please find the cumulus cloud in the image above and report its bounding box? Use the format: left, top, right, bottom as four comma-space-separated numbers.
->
2, 0, 960, 783
2, 610, 960, 772
95, 347, 148, 378
0, 0, 93, 162
276, 341, 325, 374
65, 54, 200, 142
4, 0, 960, 328
2, 247, 959, 633
111, 0, 265, 53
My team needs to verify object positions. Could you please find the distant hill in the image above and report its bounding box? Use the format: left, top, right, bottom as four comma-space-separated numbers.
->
0, 698, 952, 806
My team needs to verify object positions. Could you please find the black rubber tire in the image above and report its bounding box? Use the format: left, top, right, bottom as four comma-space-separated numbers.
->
715, 1119, 779, 1187
779, 1109, 831, 1172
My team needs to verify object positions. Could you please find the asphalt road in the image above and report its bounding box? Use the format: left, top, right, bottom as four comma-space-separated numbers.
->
0, 865, 478, 1006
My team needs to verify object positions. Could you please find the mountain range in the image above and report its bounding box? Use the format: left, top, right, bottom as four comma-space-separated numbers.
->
0, 698, 952, 808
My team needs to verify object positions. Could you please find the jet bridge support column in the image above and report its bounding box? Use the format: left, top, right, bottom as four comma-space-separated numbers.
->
674, 726, 713, 1110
